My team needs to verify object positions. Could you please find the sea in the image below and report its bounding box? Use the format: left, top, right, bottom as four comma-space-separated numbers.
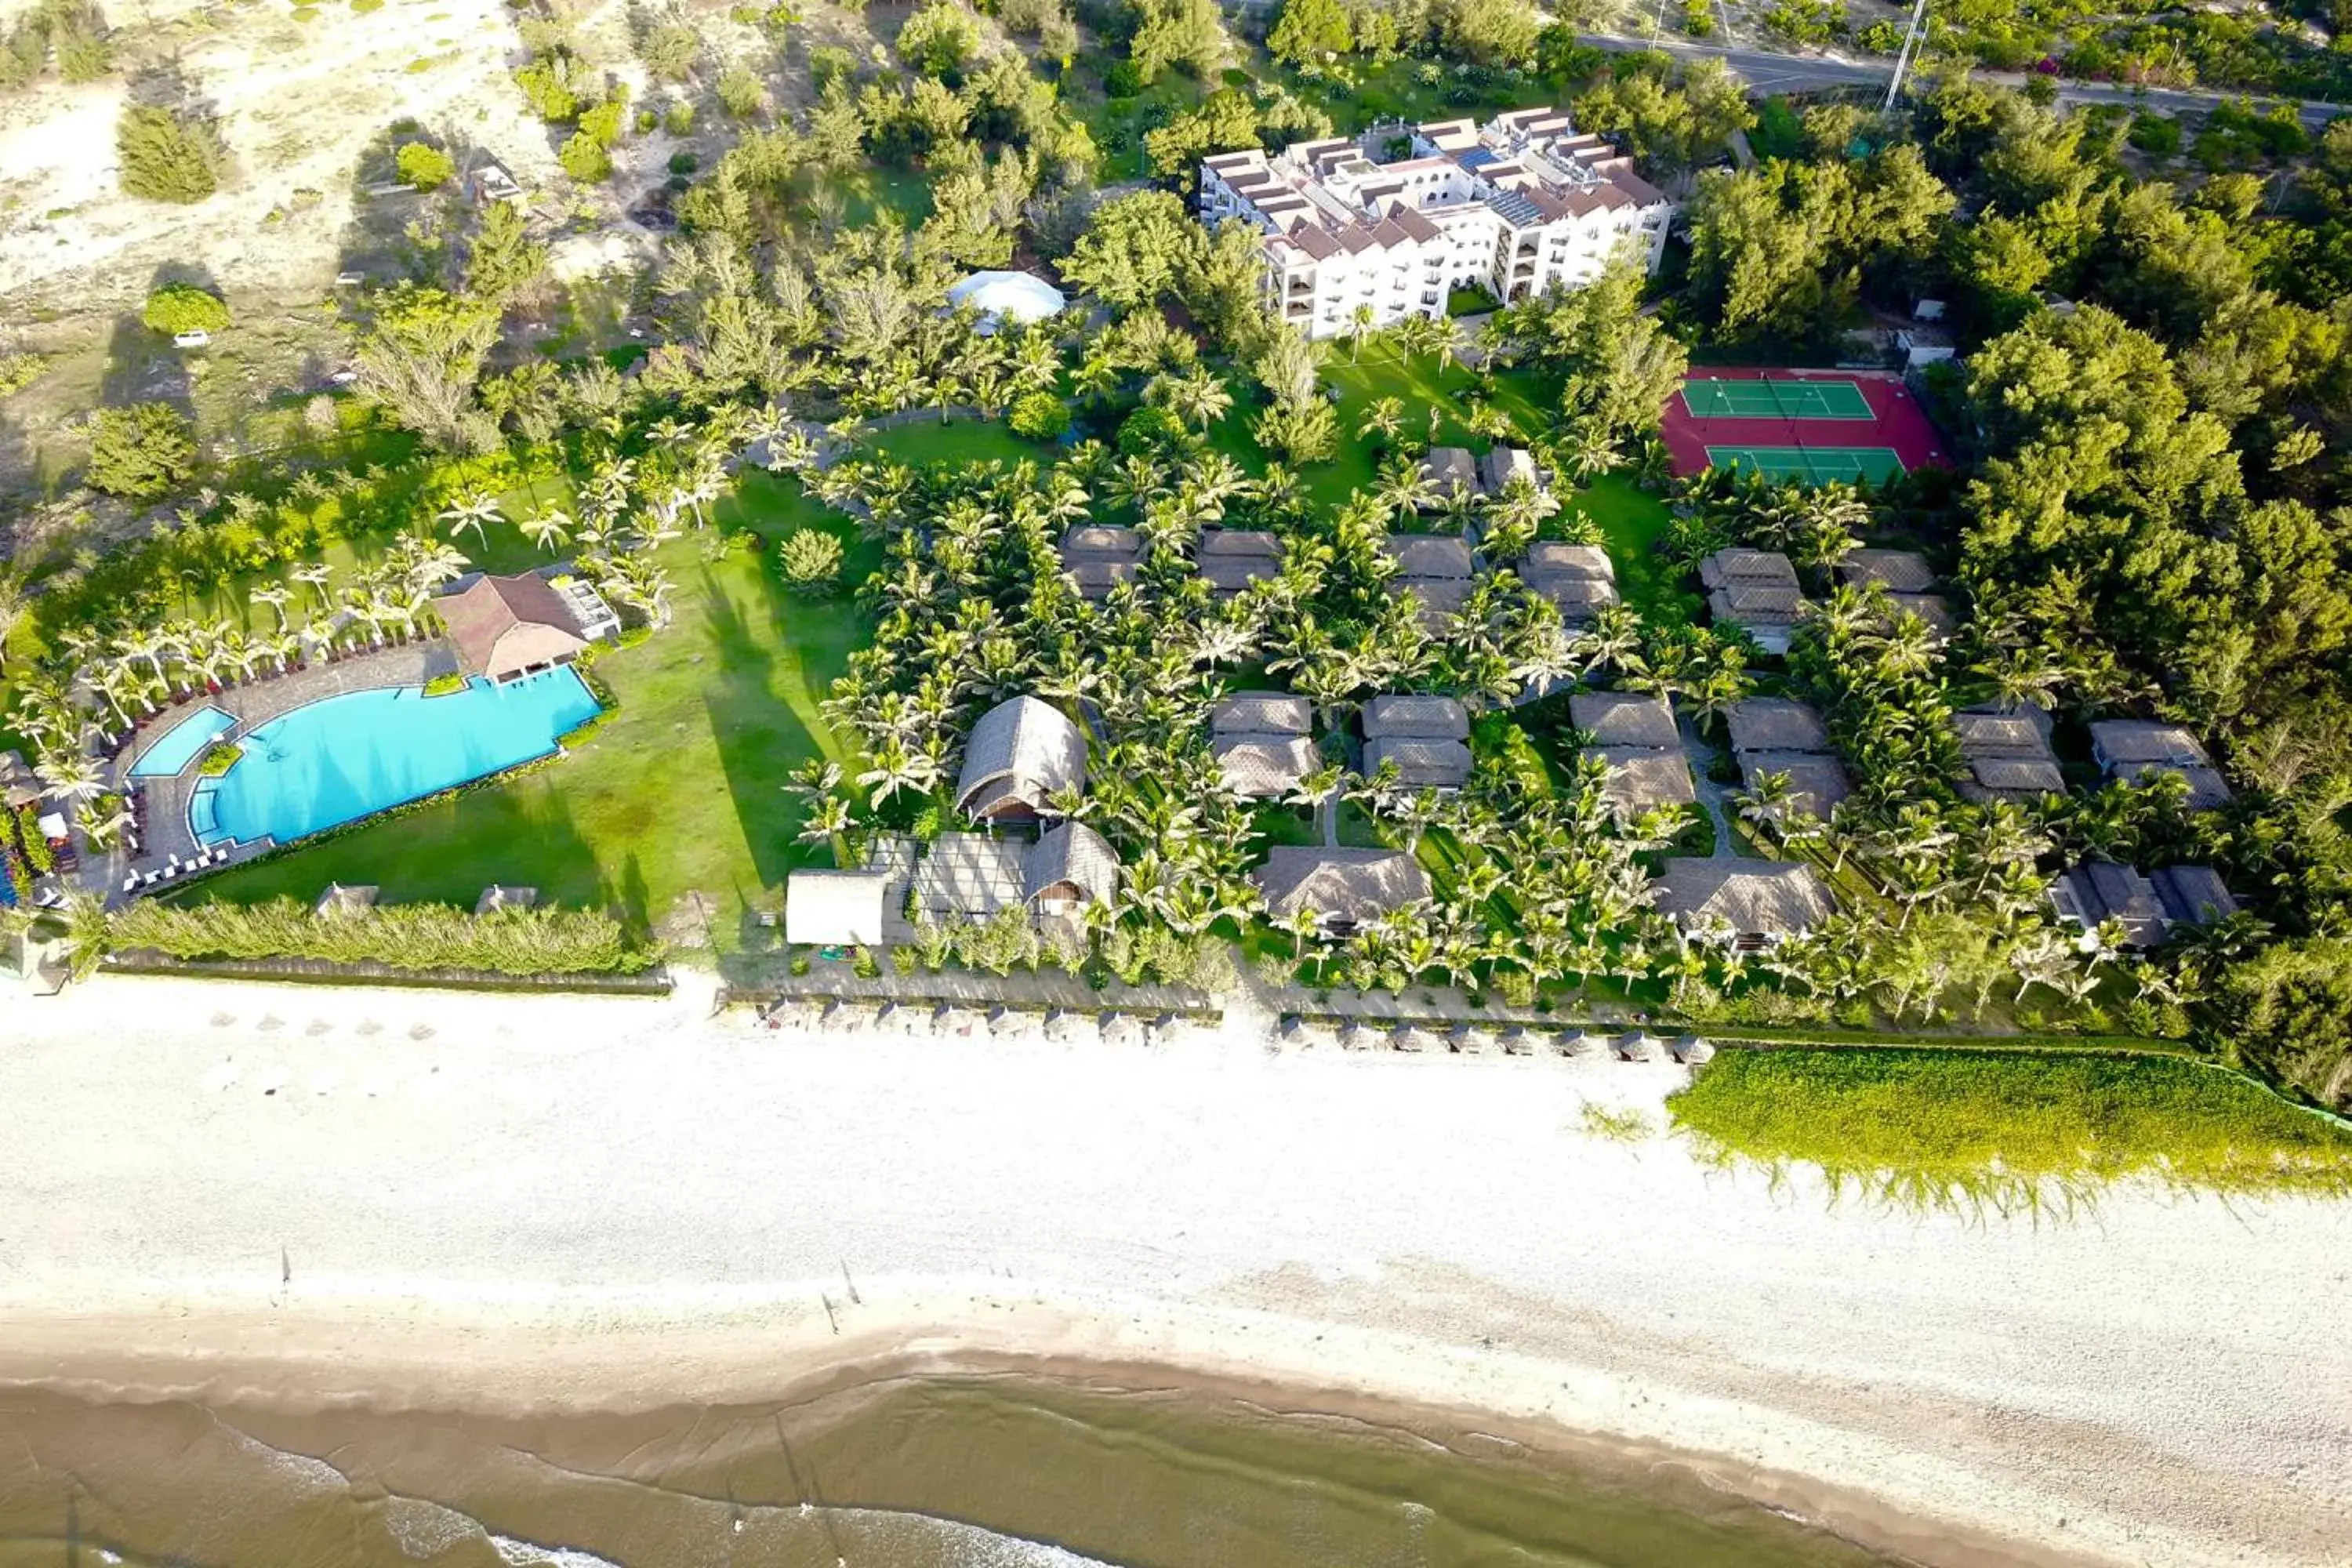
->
0, 1372, 1907, 1568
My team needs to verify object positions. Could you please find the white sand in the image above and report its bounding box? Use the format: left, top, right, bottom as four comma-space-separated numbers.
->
2, 975, 2349, 1567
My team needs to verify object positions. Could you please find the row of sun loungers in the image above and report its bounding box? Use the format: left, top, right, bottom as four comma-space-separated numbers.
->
1284, 1018, 1711, 1062
122, 842, 238, 893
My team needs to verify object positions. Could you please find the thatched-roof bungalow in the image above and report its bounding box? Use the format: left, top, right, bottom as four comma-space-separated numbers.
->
955, 695, 1087, 822
1251, 846, 1432, 933
1650, 857, 1833, 949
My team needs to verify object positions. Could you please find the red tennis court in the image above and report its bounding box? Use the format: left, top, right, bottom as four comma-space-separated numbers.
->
1659, 368, 1949, 483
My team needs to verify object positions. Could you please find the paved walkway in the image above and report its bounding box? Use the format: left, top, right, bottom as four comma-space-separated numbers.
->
100, 642, 456, 906
1681, 714, 1740, 861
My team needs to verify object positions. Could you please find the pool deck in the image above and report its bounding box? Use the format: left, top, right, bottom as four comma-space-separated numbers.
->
101, 642, 459, 907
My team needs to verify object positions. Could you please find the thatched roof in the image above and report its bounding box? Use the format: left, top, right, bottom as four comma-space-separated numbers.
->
1025, 820, 1120, 908
1363, 737, 1472, 789
1528, 573, 1620, 621
315, 883, 379, 919
1952, 710, 2056, 763
1479, 445, 1539, 494
1583, 747, 1697, 816
1524, 543, 1614, 581
1062, 559, 1138, 599
1044, 1008, 1097, 1044
1615, 1032, 1664, 1062
1838, 549, 1936, 593
1650, 858, 1833, 940
1337, 1021, 1387, 1051
1101, 1011, 1146, 1047
1395, 575, 1470, 632
786, 868, 894, 946
2052, 862, 2172, 949
1385, 534, 1475, 579
1708, 583, 1807, 622
1198, 529, 1283, 594
1737, 752, 1851, 818
0, 750, 41, 809
1421, 446, 1477, 496
1570, 691, 1679, 750
1391, 1024, 1445, 1053
2154, 864, 2237, 927
1214, 735, 1319, 798
1698, 548, 1799, 591
437, 572, 589, 681
1669, 1034, 1715, 1064
1251, 847, 1432, 926
1211, 692, 1312, 736
1886, 593, 1958, 643
1361, 693, 1468, 741
1725, 697, 1830, 755
2089, 720, 2210, 769
1961, 757, 2067, 801
1059, 525, 1146, 601
956, 695, 1087, 819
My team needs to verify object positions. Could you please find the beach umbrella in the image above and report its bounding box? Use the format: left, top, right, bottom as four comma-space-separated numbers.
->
1448, 1024, 1493, 1056
1615, 1032, 1664, 1063
1336, 1021, 1385, 1053
1099, 1011, 1145, 1048
1390, 1024, 1443, 1054
1497, 1025, 1541, 1056
1669, 1033, 1714, 1065
1562, 1030, 1611, 1059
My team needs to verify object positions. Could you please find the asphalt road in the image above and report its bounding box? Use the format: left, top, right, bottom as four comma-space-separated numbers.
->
1579, 31, 2351, 129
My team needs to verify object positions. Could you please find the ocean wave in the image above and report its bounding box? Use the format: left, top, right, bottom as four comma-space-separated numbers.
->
381, 1495, 483, 1560
828, 1508, 1123, 1566
489, 1535, 627, 1568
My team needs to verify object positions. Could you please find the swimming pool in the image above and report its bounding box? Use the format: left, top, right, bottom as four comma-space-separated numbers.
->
129, 707, 237, 778
187, 668, 601, 849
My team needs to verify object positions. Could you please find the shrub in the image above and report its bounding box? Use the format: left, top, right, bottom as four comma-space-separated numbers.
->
778, 526, 844, 591
896, 0, 980, 78
2128, 111, 2181, 158
667, 150, 699, 176
513, 57, 579, 122
422, 671, 466, 697
85, 402, 197, 499
117, 104, 225, 204
112, 895, 657, 975
143, 282, 229, 337
395, 140, 456, 191
1007, 390, 1070, 441
197, 742, 241, 776
557, 710, 611, 747
663, 100, 695, 135
0, 352, 49, 397
717, 64, 766, 118
559, 130, 612, 183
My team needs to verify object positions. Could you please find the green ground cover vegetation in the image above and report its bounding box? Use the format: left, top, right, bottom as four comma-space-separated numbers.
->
1669, 1048, 2352, 1206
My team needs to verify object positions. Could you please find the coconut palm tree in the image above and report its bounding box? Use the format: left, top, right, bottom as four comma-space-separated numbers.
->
439, 489, 505, 549
37, 752, 104, 808
250, 583, 292, 631
1731, 768, 1797, 847
292, 561, 336, 611
521, 507, 575, 554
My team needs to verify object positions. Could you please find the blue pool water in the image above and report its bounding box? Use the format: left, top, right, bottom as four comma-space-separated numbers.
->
129, 707, 237, 778
187, 669, 600, 849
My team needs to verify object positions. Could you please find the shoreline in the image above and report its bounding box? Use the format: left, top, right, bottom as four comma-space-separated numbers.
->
0, 1293, 2096, 1568
2, 975, 2347, 1567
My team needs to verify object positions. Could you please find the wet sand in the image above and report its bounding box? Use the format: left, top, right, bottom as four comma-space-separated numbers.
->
2, 974, 2348, 1567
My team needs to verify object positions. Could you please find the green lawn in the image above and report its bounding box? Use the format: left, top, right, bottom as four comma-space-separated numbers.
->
859, 417, 1054, 469
1572, 474, 1690, 618
833, 163, 935, 227
1204, 344, 1559, 514
185, 470, 872, 952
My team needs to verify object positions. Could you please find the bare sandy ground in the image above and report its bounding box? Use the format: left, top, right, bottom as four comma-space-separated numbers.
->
2, 973, 2349, 1568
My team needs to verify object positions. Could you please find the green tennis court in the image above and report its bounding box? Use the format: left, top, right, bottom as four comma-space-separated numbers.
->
1706, 445, 1907, 484
1682, 379, 1876, 419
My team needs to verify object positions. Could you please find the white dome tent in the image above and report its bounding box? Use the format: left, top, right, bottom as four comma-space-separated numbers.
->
946, 270, 1067, 332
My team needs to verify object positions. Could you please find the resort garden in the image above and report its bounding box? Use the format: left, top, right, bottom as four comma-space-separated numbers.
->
2, 2, 2351, 1203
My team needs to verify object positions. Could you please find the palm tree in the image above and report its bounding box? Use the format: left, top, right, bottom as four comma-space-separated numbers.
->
521, 507, 575, 554
56, 888, 112, 983
37, 752, 104, 808
292, 561, 336, 611
1348, 303, 1377, 363
1731, 768, 1797, 847
250, 583, 292, 631
0, 570, 27, 675
439, 489, 505, 549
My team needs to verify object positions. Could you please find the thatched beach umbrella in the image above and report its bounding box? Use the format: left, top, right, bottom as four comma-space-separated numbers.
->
1099, 1011, 1145, 1048
1670, 1033, 1714, 1065
1337, 1021, 1385, 1053
1497, 1025, 1541, 1056
767, 997, 820, 1032
1280, 1015, 1336, 1050
1044, 1008, 1095, 1045
1391, 1024, 1443, 1054
1615, 1032, 1664, 1062
1562, 1029, 1611, 1060
1448, 1024, 1493, 1056
822, 999, 872, 1036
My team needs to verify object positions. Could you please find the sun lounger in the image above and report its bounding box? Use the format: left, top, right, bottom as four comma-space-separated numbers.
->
122, 875, 139, 894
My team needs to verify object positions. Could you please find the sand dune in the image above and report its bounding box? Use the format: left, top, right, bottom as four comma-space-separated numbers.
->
2, 974, 2348, 1567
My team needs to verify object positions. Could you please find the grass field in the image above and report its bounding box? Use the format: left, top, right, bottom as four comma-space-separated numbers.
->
1203, 344, 1557, 514
185, 470, 872, 953
859, 417, 1051, 469
1573, 474, 1687, 618
1668, 1048, 2352, 1206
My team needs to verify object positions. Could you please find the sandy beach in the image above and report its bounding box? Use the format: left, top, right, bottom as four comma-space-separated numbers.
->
2, 975, 2348, 1568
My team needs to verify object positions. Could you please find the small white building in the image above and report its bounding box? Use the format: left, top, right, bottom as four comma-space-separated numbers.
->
946, 270, 1067, 332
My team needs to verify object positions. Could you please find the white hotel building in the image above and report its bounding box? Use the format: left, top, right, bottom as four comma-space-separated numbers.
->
1199, 107, 1674, 340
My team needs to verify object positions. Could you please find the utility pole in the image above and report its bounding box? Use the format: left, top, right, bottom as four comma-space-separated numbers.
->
1884, 0, 1932, 113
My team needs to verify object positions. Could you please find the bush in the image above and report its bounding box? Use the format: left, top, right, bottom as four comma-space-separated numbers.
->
667, 150, 699, 176
117, 104, 225, 204
141, 282, 229, 337
85, 402, 197, 499
778, 526, 844, 591
197, 742, 241, 776
663, 100, 695, 135
897, 0, 980, 78
716, 64, 766, 119
0, 352, 49, 397
113, 895, 657, 975
422, 671, 467, 697
559, 130, 612, 183
395, 140, 456, 191
557, 710, 611, 748
1008, 390, 1071, 441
